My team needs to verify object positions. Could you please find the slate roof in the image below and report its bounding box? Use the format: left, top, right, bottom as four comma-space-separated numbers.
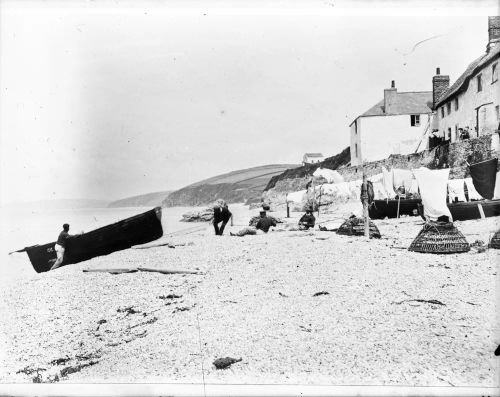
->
435, 45, 500, 107
304, 153, 324, 158
305, 153, 323, 157
350, 91, 433, 126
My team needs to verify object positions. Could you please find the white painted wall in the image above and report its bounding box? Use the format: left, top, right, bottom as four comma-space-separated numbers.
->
436, 58, 499, 142
303, 156, 324, 164
350, 113, 430, 166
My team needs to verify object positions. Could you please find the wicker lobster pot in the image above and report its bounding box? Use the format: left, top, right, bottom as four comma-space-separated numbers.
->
336, 216, 381, 239
490, 230, 500, 249
408, 221, 470, 254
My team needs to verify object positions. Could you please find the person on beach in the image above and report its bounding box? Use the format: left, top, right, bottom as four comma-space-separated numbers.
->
298, 208, 316, 230
230, 210, 276, 236
51, 223, 78, 271
255, 210, 277, 233
213, 201, 232, 236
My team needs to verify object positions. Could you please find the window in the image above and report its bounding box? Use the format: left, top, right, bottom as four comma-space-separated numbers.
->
447, 128, 452, 140
447, 102, 451, 114
355, 143, 358, 158
441, 107, 445, 118
410, 115, 420, 127
496, 105, 499, 122
477, 74, 482, 92
493, 63, 498, 83
454, 97, 459, 111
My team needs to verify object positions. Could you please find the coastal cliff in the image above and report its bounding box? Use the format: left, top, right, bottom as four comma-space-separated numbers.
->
163, 164, 299, 207
108, 191, 172, 208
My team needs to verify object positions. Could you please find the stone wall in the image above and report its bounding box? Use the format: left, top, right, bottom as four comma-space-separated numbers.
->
262, 134, 499, 209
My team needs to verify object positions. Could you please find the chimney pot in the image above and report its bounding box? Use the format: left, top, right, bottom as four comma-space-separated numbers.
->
384, 83, 397, 113
436, 67, 440, 75
432, 73, 450, 110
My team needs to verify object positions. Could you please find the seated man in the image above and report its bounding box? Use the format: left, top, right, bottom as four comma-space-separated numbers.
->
231, 210, 276, 236
255, 210, 277, 233
298, 208, 316, 230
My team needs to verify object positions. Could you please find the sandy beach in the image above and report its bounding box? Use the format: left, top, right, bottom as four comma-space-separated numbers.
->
0, 204, 498, 387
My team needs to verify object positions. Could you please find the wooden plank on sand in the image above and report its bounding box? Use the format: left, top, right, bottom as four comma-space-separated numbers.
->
137, 267, 201, 275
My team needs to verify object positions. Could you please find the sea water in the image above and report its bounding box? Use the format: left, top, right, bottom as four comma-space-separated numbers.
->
0, 205, 211, 284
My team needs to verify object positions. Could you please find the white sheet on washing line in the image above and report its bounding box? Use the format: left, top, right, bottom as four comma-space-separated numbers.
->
412, 167, 452, 221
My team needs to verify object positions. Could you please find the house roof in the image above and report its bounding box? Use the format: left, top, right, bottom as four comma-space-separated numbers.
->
435, 45, 500, 107
351, 91, 433, 126
304, 153, 324, 157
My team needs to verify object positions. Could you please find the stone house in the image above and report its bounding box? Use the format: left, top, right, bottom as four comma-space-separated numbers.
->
431, 16, 500, 146
349, 80, 433, 166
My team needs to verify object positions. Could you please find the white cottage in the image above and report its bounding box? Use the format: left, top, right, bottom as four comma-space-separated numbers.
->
302, 153, 325, 165
430, 16, 500, 146
349, 80, 433, 166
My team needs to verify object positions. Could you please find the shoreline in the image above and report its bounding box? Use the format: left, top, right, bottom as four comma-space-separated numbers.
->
0, 206, 498, 386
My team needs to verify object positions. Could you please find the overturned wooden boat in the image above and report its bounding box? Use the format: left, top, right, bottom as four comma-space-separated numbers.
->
13, 207, 163, 273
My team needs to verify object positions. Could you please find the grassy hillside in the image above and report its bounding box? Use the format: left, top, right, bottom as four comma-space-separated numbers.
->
163, 164, 299, 207
108, 191, 172, 208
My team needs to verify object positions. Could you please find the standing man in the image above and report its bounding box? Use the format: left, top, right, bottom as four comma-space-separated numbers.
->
213, 202, 232, 236
51, 223, 75, 271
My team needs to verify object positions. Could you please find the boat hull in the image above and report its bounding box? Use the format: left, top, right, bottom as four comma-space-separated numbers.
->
370, 198, 500, 221
446, 199, 500, 221
417, 199, 500, 221
23, 207, 163, 273
368, 199, 421, 219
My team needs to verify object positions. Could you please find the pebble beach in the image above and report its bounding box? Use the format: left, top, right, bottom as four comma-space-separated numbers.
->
0, 204, 498, 387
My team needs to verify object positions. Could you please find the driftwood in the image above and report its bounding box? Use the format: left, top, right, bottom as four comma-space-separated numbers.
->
137, 267, 201, 275
393, 299, 446, 306
133, 242, 175, 249
83, 267, 201, 275
83, 268, 138, 274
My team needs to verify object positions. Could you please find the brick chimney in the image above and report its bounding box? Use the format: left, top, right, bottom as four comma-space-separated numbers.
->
487, 16, 500, 52
432, 68, 449, 110
384, 80, 397, 114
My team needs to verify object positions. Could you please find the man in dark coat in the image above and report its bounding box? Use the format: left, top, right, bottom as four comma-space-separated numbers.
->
213, 204, 232, 235
298, 208, 316, 230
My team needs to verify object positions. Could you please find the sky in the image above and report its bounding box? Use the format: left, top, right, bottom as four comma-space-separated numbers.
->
0, 0, 498, 205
